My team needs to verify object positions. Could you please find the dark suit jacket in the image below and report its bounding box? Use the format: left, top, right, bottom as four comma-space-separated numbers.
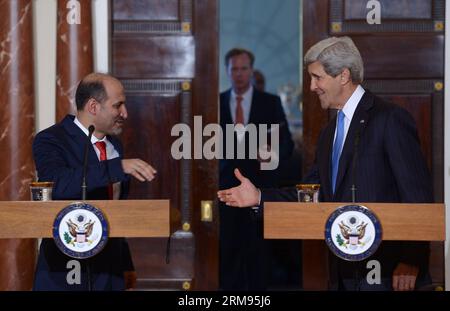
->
32, 115, 134, 291
262, 90, 432, 287
219, 88, 293, 290
220, 88, 294, 189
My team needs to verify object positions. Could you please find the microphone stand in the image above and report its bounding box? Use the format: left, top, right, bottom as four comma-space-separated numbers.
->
82, 125, 95, 290
82, 125, 95, 200
351, 129, 360, 204
351, 121, 363, 291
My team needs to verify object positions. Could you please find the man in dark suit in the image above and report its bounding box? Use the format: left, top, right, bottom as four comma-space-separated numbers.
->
32, 73, 157, 290
219, 48, 294, 290
218, 37, 432, 291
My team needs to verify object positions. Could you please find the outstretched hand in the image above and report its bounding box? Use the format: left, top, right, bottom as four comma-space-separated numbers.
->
217, 168, 260, 208
122, 159, 157, 182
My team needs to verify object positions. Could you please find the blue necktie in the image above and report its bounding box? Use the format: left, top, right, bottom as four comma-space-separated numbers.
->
331, 110, 345, 194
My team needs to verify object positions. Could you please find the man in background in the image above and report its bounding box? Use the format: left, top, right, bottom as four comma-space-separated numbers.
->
219, 48, 294, 290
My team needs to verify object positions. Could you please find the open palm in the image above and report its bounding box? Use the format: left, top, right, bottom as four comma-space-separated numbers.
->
217, 169, 260, 207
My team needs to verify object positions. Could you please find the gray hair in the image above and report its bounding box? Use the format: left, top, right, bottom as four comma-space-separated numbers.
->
304, 36, 364, 83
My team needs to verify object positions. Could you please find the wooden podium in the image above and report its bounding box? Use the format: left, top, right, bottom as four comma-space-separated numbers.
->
0, 200, 170, 239
264, 202, 445, 290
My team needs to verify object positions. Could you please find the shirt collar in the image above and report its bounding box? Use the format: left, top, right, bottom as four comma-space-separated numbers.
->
73, 117, 108, 144
341, 85, 365, 121
231, 85, 253, 103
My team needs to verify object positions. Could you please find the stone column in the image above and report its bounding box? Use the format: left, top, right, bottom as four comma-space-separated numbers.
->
0, 0, 37, 291
56, 0, 93, 121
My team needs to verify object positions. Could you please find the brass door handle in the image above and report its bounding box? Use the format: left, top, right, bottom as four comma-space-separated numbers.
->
201, 200, 213, 222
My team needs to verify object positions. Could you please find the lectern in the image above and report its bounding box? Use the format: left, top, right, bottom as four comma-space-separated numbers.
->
0, 200, 170, 239
264, 202, 445, 290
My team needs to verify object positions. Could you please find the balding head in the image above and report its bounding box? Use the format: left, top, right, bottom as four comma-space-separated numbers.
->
75, 73, 122, 111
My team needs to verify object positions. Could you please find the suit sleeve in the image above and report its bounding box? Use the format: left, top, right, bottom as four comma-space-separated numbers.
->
32, 130, 127, 200
261, 187, 298, 204
384, 106, 433, 267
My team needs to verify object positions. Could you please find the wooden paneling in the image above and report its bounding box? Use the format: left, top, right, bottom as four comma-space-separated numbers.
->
131, 234, 194, 289
121, 93, 181, 203
113, 0, 180, 20
190, 0, 219, 290
355, 36, 444, 79
111, 0, 219, 290
344, 0, 432, 20
330, 0, 444, 33
112, 37, 195, 78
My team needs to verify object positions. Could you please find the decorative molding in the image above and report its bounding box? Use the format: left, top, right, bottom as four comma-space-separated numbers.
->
182, 222, 191, 232
435, 21, 444, 32
136, 278, 193, 290
435, 81, 444, 92
330, 0, 445, 34
362, 79, 443, 94
363, 79, 443, 201
113, 21, 187, 34
432, 89, 444, 202
180, 88, 192, 226
180, 0, 193, 23
182, 281, 191, 290
113, 0, 193, 34
120, 79, 192, 94
120, 78, 194, 227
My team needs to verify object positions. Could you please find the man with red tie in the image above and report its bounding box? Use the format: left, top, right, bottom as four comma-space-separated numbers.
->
219, 48, 294, 290
32, 73, 157, 290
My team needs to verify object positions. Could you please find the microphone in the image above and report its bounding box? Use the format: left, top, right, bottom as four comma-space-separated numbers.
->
81, 125, 95, 200
350, 119, 366, 203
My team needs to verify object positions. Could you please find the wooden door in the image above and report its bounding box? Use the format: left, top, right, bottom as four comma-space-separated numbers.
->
302, 0, 444, 290
111, 0, 219, 290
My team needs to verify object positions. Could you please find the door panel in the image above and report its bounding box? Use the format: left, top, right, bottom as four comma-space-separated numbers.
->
111, 0, 218, 290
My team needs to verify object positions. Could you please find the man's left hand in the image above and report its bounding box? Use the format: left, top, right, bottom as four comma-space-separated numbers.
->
392, 262, 419, 291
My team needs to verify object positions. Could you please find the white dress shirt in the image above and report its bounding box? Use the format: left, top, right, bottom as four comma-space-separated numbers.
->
334, 85, 365, 154
74, 117, 121, 199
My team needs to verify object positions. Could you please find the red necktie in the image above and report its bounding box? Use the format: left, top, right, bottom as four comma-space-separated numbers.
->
94, 141, 114, 199
235, 95, 244, 125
